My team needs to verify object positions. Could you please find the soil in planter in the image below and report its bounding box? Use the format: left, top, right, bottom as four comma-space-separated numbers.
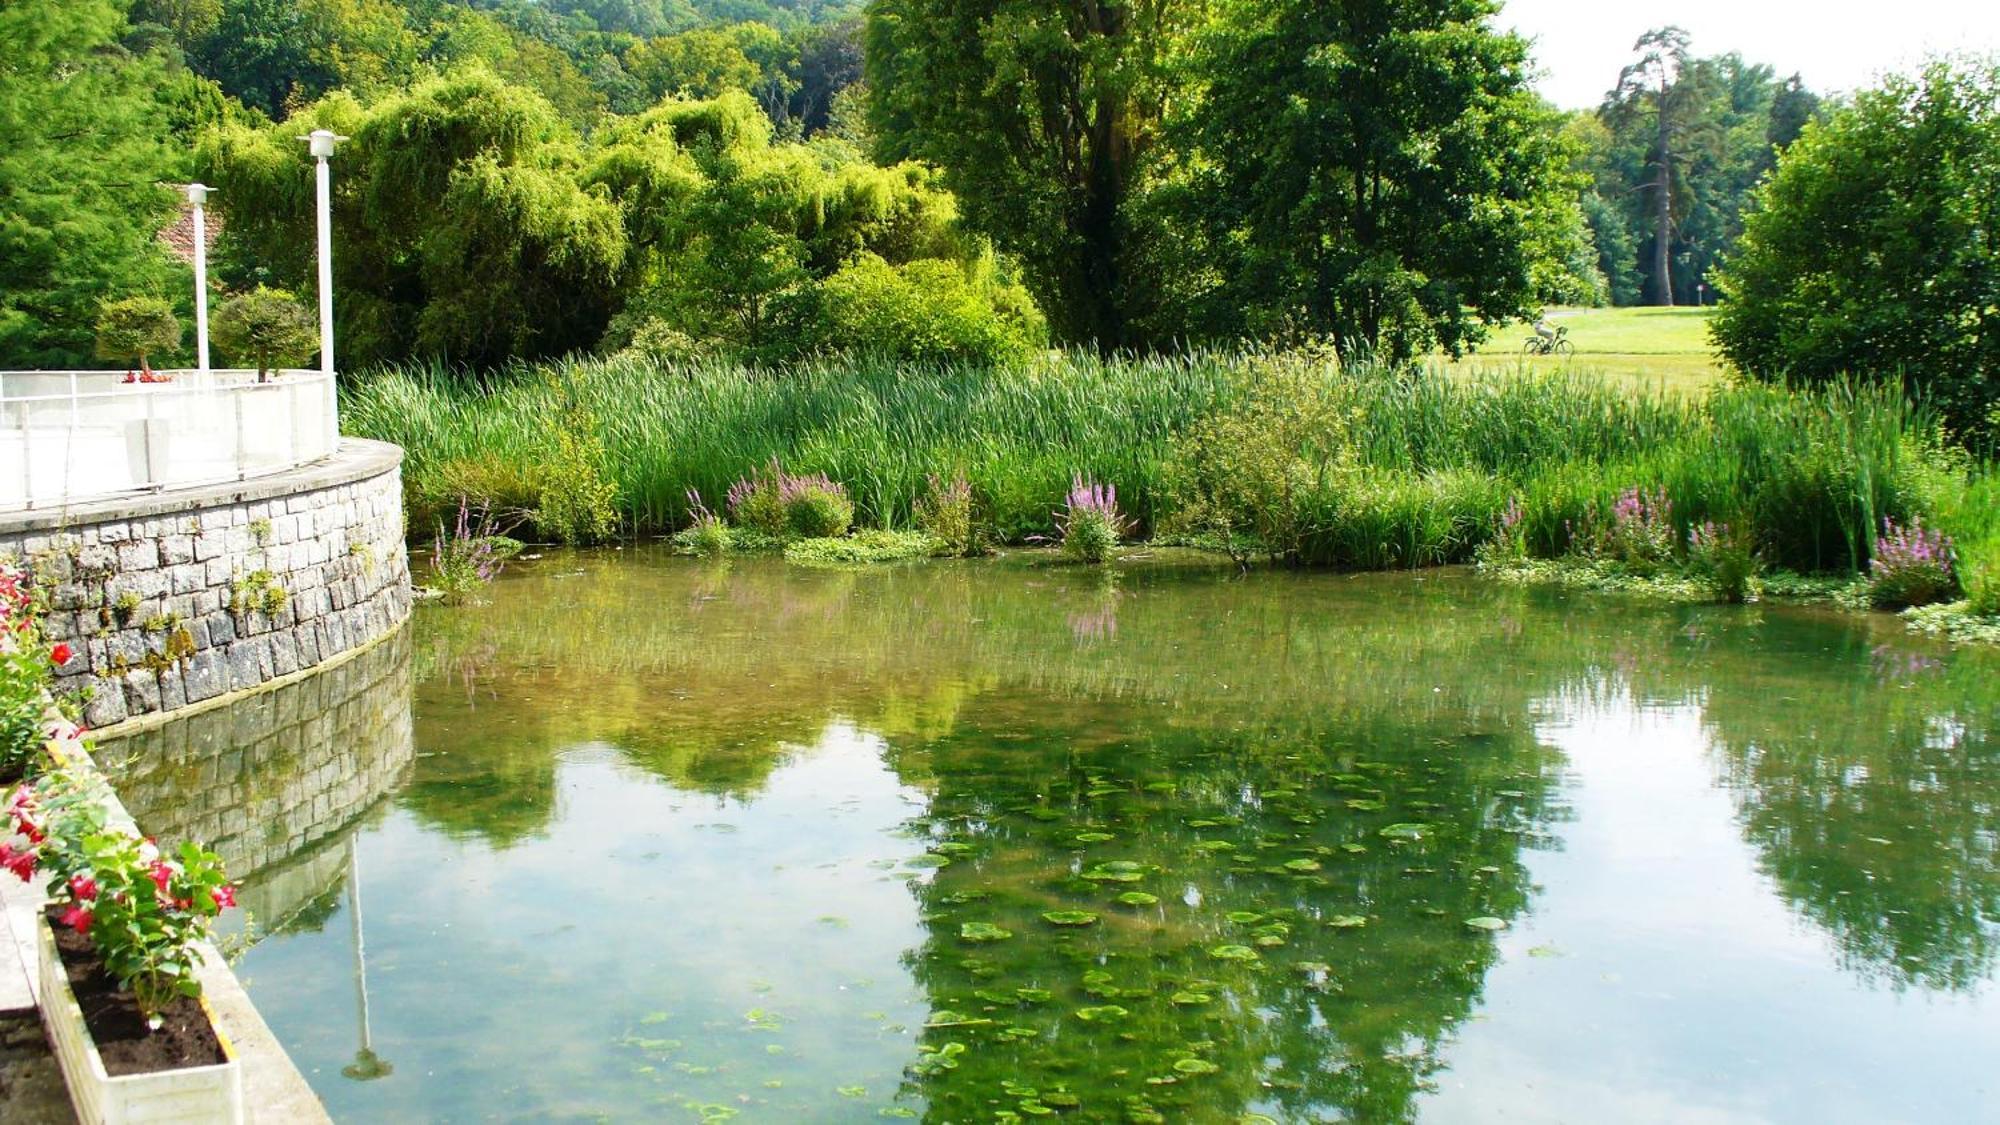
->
47, 909, 225, 1076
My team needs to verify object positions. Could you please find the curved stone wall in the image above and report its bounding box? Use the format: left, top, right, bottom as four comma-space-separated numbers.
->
97, 626, 413, 903
0, 438, 411, 731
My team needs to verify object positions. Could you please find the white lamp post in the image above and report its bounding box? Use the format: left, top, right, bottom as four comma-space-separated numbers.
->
186, 183, 214, 378
301, 129, 347, 449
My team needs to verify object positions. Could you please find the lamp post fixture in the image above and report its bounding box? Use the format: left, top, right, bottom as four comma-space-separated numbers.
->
186, 183, 214, 377
300, 129, 347, 450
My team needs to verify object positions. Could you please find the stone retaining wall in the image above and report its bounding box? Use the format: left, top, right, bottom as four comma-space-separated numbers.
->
97, 626, 413, 885
0, 439, 411, 730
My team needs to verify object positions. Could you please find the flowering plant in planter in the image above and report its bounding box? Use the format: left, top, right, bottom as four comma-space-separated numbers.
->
0, 563, 70, 781
6, 763, 237, 1030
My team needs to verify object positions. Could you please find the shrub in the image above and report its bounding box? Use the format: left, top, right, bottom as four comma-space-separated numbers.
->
726, 462, 854, 539
1059, 476, 1126, 564
94, 296, 180, 376
1869, 517, 1959, 609
1603, 486, 1677, 572
1688, 521, 1760, 604
810, 254, 1046, 367
783, 474, 855, 539
1710, 61, 2000, 449
683, 491, 730, 557
429, 499, 522, 605
211, 286, 317, 379
915, 473, 978, 557
535, 385, 620, 546
1163, 352, 1353, 564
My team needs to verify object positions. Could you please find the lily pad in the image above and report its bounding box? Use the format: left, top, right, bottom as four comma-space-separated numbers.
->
960, 922, 1013, 943
1116, 891, 1161, 906
1041, 910, 1099, 927
1173, 1058, 1220, 1076
1170, 991, 1214, 1005
906, 853, 952, 869
1282, 858, 1322, 872
1075, 1005, 1130, 1022
1208, 944, 1260, 962
1082, 861, 1149, 883
1075, 831, 1117, 843
1225, 911, 1265, 925
1328, 915, 1369, 929
1377, 823, 1428, 841
1464, 916, 1509, 932
1344, 798, 1387, 812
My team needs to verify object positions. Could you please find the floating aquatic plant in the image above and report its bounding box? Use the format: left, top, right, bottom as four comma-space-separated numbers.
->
1042, 910, 1099, 926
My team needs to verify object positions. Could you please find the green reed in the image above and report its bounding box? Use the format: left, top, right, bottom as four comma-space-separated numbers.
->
345, 351, 1979, 581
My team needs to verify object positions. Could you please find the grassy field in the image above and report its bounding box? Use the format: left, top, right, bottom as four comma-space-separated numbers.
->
1438, 306, 1726, 393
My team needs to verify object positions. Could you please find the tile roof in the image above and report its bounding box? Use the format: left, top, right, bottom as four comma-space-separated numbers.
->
157, 186, 222, 264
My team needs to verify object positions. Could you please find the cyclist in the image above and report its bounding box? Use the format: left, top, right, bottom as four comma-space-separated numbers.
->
1532, 311, 1558, 347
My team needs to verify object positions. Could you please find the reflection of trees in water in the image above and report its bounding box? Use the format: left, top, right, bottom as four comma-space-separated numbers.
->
885, 693, 1564, 1123
400, 549, 2000, 1003
1691, 627, 2000, 993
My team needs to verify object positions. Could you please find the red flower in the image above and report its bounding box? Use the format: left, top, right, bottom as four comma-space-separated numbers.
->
147, 859, 173, 894
48, 643, 72, 666
58, 906, 92, 935
212, 884, 237, 910
0, 845, 35, 882
16, 819, 42, 845
68, 874, 97, 901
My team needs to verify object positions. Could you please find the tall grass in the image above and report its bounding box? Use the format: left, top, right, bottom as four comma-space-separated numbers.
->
346, 350, 1983, 583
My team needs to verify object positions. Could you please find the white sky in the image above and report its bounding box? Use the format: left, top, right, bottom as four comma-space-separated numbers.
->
1501, 0, 2000, 109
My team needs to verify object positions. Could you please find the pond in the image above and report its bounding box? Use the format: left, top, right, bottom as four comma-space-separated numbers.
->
103, 549, 2000, 1123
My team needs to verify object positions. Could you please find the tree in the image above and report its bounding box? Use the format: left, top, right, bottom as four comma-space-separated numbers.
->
864, 0, 1206, 349
1607, 27, 1715, 306
1711, 61, 2000, 449
211, 285, 316, 379
201, 70, 627, 367
1187, 0, 1583, 359
0, 0, 184, 367
94, 297, 182, 375
624, 27, 761, 100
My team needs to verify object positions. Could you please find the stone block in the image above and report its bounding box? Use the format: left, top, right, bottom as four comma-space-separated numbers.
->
84, 685, 128, 729
183, 651, 225, 703
116, 541, 159, 571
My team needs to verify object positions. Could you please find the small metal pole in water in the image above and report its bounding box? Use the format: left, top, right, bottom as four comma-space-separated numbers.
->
342, 834, 392, 1081
188, 184, 214, 376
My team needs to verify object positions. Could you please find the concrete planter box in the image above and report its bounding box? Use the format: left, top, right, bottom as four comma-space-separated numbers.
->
37, 913, 244, 1125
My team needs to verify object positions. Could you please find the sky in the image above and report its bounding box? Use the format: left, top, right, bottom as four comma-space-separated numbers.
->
1500, 0, 2000, 109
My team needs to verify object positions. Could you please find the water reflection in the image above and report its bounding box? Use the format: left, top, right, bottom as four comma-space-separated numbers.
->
100, 627, 415, 933
81, 550, 2000, 1121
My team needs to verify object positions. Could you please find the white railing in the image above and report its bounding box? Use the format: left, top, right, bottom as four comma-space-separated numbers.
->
1, 369, 339, 511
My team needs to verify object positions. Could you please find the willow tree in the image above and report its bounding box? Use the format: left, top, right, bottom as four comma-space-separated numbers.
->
864, 0, 1208, 349
201, 70, 626, 367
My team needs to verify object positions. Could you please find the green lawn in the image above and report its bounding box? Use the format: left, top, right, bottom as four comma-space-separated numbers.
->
1437, 306, 1727, 394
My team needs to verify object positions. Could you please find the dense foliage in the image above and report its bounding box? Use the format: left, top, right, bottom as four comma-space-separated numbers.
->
196, 73, 1033, 367
0, 0, 187, 367
866, 0, 1586, 356
345, 352, 1991, 587
1581, 26, 1821, 307
1711, 61, 2000, 448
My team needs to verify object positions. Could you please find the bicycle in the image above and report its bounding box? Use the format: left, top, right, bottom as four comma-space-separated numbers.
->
1523, 325, 1574, 357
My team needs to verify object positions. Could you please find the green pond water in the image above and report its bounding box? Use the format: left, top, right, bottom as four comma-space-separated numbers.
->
103, 549, 2000, 1123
